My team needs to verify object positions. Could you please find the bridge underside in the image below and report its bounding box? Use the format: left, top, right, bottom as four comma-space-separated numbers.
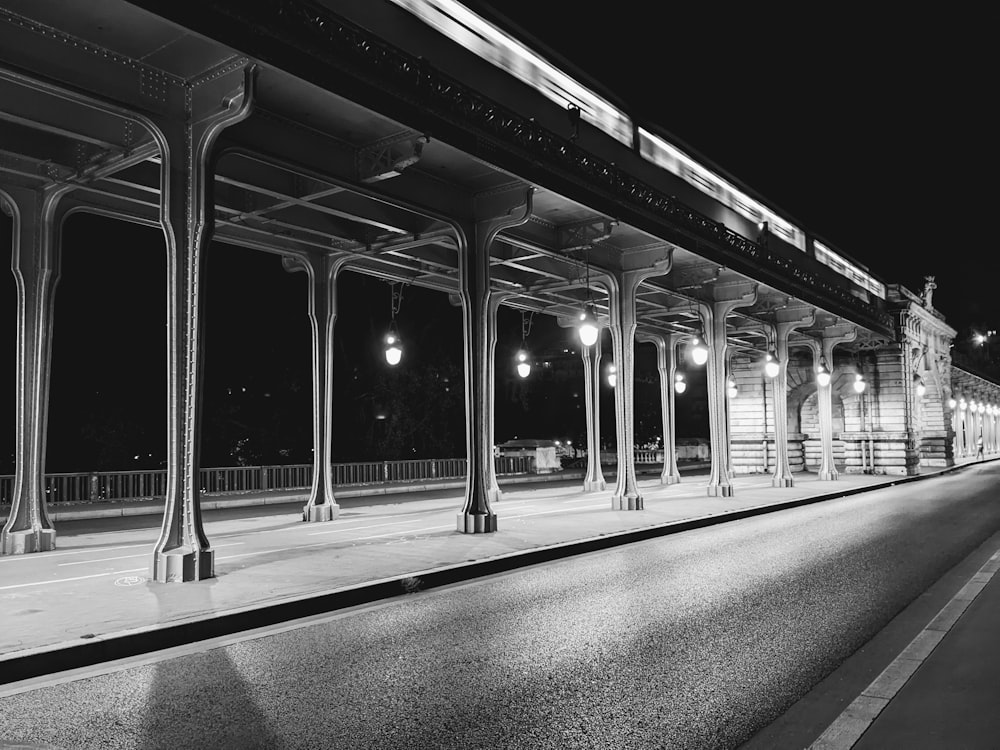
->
2, 0, 998, 576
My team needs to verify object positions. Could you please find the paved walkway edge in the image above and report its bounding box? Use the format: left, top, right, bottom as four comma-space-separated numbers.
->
0, 463, 981, 686
808, 542, 1000, 749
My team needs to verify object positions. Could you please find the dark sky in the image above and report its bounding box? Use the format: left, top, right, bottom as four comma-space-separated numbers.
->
473, 2, 993, 332
2, 4, 993, 475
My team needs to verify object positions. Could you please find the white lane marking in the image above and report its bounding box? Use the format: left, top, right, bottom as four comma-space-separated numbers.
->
0, 542, 153, 562
219, 525, 453, 562
504, 504, 606, 519
0, 567, 147, 591
306, 519, 425, 537
57, 542, 244, 567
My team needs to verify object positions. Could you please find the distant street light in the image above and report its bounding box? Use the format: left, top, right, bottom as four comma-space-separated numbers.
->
384, 332, 402, 366
674, 372, 687, 394
606, 362, 617, 388
726, 376, 738, 398
689, 335, 708, 366
578, 309, 599, 347
516, 349, 531, 378
764, 351, 780, 379
816, 359, 831, 387
853, 373, 866, 394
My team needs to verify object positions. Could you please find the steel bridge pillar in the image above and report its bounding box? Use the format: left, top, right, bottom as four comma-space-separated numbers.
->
455, 188, 533, 534
150, 64, 255, 582
700, 283, 757, 497
284, 253, 350, 522
606, 252, 672, 510
0, 185, 69, 555
581, 334, 606, 492
654, 334, 682, 485
769, 307, 816, 488
812, 325, 857, 480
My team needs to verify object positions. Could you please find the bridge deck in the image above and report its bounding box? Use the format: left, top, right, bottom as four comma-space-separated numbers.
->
3, 464, 988, 685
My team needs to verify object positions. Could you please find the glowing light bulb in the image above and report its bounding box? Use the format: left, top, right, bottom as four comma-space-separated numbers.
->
516, 349, 530, 378
726, 376, 737, 398
607, 363, 617, 388
853, 373, 866, 394
948, 398, 957, 409
674, 373, 687, 394
764, 352, 780, 379
816, 363, 831, 387
690, 336, 708, 366
578, 310, 599, 347
384, 333, 402, 366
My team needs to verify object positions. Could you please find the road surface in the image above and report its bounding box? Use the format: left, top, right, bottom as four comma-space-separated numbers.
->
2, 464, 999, 749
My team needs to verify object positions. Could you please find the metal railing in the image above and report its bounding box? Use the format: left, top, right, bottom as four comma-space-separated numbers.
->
0, 455, 534, 506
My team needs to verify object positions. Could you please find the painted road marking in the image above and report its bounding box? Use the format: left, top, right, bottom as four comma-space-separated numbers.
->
0, 542, 152, 563
306, 519, 425, 537
0, 567, 147, 591
57, 542, 244, 567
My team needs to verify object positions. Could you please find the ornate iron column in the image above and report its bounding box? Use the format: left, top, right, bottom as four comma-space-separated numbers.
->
813, 325, 856, 480
283, 252, 350, 522
455, 188, 533, 533
700, 283, 757, 497
606, 252, 671, 510
150, 63, 255, 582
0, 184, 70, 555
484, 291, 515, 503
581, 333, 606, 492
770, 307, 816, 488
639, 333, 681, 485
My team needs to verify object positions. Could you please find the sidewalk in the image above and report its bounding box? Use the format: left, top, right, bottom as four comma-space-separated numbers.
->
2, 462, 966, 688
814, 535, 1000, 749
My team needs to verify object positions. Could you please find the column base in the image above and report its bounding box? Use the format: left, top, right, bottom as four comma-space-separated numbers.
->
303, 503, 340, 523
152, 547, 214, 583
612, 494, 643, 511
486, 487, 503, 504
1, 527, 56, 555
660, 474, 681, 485
457, 512, 497, 534
772, 476, 795, 488
818, 470, 839, 481
583, 478, 607, 492
707, 484, 734, 497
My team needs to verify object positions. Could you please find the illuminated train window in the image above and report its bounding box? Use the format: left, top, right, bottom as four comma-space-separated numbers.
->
814, 241, 886, 299
389, 0, 633, 145
639, 128, 805, 252
389, 0, 881, 298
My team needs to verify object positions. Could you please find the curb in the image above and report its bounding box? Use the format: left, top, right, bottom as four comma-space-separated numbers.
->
0, 462, 980, 686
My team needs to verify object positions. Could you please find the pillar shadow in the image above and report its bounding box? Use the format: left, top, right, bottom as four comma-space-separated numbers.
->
136, 578, 280, 749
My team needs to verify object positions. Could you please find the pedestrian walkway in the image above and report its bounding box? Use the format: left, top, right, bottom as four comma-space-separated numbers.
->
1, 463, 958, 687
812, 532, 1000, 749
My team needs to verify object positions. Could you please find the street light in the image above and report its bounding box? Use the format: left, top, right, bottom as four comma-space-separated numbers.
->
689, 335, 708, 366
384, 282, 404, 366
816, 359, 831, 387
384, 332, 402, 366
517, 310, 533, 378
578, 308, 599, 347
764, 351, 780, 379
853, 373, 866, 394
726, 375, 738, 398
516, 349, 531, 378
948, 397, 957, 409
674, 372, 687, 394
606, 362, 617, 388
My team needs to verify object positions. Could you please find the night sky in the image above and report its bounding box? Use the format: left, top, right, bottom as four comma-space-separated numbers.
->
1, 4, 993, 475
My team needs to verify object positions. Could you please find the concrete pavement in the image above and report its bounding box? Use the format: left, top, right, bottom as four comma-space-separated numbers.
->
2, 459, 999, 750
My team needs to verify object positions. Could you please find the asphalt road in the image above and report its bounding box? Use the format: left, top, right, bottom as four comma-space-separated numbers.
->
3, 464, 999, 750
